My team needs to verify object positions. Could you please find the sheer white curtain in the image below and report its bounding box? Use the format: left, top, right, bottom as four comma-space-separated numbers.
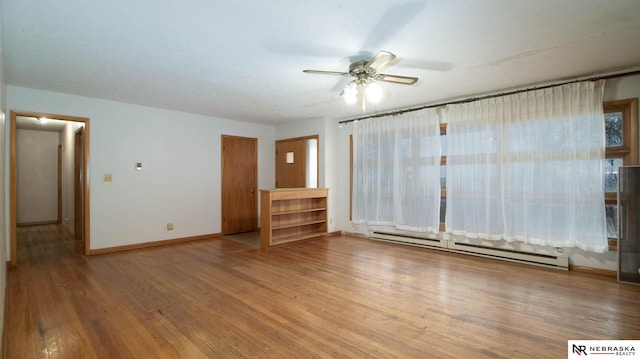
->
352, 108, 441, 233
445, 80, 607, 252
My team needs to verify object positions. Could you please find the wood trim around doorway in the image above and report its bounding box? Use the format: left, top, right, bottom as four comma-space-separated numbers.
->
10, 111, 91, 266
275, 135, 319, 189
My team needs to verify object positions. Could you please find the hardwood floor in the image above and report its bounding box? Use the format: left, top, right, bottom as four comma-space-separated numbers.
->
5, 225, 640, 358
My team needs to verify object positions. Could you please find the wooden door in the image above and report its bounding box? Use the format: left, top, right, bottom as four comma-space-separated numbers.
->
74, 129, 84, 241
275, 138, 307, 188
221, 135, 258, 234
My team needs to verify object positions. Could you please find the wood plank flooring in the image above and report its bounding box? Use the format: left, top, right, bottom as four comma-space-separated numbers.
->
5, 225, 640, 358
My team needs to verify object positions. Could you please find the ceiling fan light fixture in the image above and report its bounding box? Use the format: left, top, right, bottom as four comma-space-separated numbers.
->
304, 50, 419, 108
342, 82, 358, 104
364, 81, 383, 103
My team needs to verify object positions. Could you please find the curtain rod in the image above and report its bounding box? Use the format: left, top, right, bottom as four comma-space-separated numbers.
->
338, 68, 640, 124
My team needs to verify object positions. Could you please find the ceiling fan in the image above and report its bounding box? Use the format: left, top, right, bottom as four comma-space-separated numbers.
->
303, 50, 418, 109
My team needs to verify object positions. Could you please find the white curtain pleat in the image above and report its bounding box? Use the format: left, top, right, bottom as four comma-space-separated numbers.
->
352, 109, 441, 233
445, 80, 607, 252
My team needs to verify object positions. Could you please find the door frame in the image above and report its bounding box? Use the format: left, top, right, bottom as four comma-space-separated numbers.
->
74, 127, 85, 242
275, 134, 319, 188
10, 111, 91, 265
220, 135, 258, 234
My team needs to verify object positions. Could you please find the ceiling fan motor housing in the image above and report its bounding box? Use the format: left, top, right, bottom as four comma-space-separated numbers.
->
303, 50, 419, 94
349, 60, 377, 76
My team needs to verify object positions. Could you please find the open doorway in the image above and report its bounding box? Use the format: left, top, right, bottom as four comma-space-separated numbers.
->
10, 111, 91, 266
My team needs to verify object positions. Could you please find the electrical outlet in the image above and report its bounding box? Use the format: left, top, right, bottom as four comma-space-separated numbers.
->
166, 223, 174, 231
103, 174, 113, 182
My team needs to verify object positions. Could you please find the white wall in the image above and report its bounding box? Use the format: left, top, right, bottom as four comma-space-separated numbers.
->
16, 129, 59, 224
323, 117, 341, 234
7, 86, 275, 250
336, 120, 353, 234
59, 121, 83, 234
275, 117, 342, 233
334, 74, 640, 270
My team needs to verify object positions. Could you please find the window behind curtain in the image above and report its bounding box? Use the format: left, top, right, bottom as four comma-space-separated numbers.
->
352, 109, 441, 233
445, 80, 608, 252
350, 81, 629, 253
603, 99, 639, 249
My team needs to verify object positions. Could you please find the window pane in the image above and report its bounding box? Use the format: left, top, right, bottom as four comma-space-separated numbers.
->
606, 204, 617, 239
605, 158, 623, 192
605, 112, 623, 147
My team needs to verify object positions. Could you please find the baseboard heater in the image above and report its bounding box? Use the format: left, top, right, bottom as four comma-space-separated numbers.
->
369, 231, 568, 270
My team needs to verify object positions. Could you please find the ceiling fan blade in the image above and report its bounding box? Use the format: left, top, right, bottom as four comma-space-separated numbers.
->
366, 51, 396, 71
375, 73, 418, 85
303, 69, 350, 76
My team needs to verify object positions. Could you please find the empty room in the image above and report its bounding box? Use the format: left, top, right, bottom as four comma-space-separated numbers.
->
0, 1, 639, 358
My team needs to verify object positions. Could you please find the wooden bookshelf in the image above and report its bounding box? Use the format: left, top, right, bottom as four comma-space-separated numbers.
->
260, 188, 328, 250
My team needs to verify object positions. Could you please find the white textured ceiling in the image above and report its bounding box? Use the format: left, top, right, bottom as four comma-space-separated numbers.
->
3, 0, 640, 126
